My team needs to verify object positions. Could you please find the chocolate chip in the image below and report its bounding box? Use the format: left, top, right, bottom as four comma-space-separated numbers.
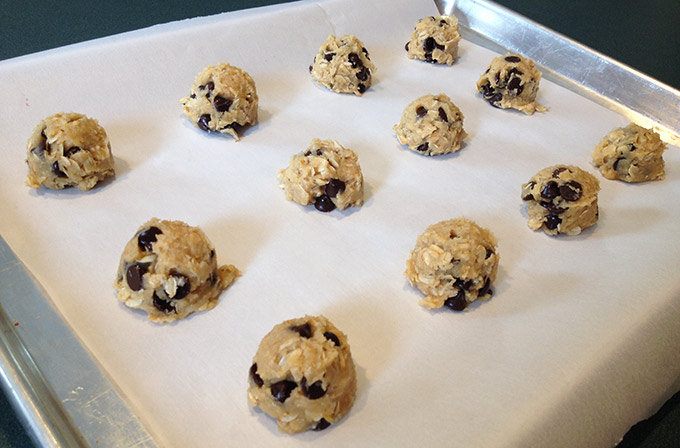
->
541, 181, 559, 200
313, 419, 331, 431
539, 201, 566, 214
405, 41, 410, 52
324, 52, 335, 61
629, 144, 636, 151
356, 67, 370, 82
613, 157, 625, 171
199, 81, 214, 91
357, 83, 367, 94
486, 248, 494, 259
325, 179, 346, 198
454, 278, 474, 290
416, 142, 429, 152
197, 114, 212, 132
424, 37, 436, 52
250, 363, 263, 387
362, 47, 370, 60
290, 322, 312, 338
209, 272, 218, 285
522, 181, 536, 201
314, 194, 336, 212
424, 52, 435, 63
64, 146, 81, 157
505, 55, 521, 63
480, 83, 494, 98
52, 162, 67, 178
324, 331, 340, 346
138, 226, 163, 251
126, 262, 151, 291
169, 272, 191, 300
309, 65, 313, 73
152, 293, 176, 313
416, 106, 427, 118
438, 107, 448, 122
31, 140, 46, 158
210, 249, 215, 259
522, 193, 535, 201
508, 68, 523, 77
301, 377, 326, 399
270, 380, 297, 403
488, 93, 503, 106
190, 93, 196, 99
507, 77, 522, 93
552, 167, 568, 178
348, 53, 362, 68
559, 181, 582, 201
477, 278, 492, 298
213, 95, 232, 112
444, 289, 467, 311
544, 214, 561, 230
440, 19, 447, 26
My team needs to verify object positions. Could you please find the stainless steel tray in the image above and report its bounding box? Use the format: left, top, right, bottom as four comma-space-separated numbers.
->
1, 0, 678, 446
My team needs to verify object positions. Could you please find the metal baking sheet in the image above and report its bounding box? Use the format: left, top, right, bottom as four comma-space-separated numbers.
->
0, 0, 678, 446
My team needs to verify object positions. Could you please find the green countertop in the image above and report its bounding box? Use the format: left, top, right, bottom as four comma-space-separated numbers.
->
1, 1, 678, 447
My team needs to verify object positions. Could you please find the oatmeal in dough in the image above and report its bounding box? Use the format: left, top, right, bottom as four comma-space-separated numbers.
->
180, 63, 258, 140
592, 123, 667, 182
114, 218, 239, 323
394, 94, 467, 156
278, 139, 364, 213
521, 165, 600, 236
248, 315, 357, 434
25, 112, 114, 191
309, 34, 376, 95
405, 15, 462, 65
476, 53, 547, 115
405, 218, 499, 311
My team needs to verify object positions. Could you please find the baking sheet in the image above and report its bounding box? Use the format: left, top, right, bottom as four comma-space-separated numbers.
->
1, 0, 679, 446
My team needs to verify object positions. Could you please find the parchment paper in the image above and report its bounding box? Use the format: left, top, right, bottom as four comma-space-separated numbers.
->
1, 0, 679, 446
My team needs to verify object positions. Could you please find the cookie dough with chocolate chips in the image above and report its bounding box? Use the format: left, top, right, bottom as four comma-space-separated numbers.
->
394, 93, 467, 156
476, 53, 547, 115
278, 139, 364, 213
592, 123, 667, 182
405, 218, 499, 311
114, 218, 239, 323
25, 112, 114, 191
180, 63, 258, 140
405, 15, 462, 65
521, 165, 600, 236
248, 315, 357, 434
309, 34, 375, 95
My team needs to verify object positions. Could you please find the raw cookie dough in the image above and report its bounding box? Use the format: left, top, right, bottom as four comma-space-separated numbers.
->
405, 218, 499, 311
592, 123, 667, 182
394, 93, 467, 156
405, 15, 462, 65
25, 112, 114, 191
309, 34, 376, 95
180, 63, 258, 140
475, 53, 547, 115
521, 165, 600, 236
278, 139, 364, 212
248, 315, 357, 434
113, 218, 239, 323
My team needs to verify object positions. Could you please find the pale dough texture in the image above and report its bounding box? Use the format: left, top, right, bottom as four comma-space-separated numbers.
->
309, 34, 376, 95
180, 63, 258, 140
114, 218, 239, 323
476, 53, 547, 115
248, 315, 357, 434
394, 93, 467, 156
521, 165, 600, 236
592, 123, 666, 182
405, 218, 499, 311
25, 112, 114, 191
405, 15, 462, 65
278, 139, 364, 212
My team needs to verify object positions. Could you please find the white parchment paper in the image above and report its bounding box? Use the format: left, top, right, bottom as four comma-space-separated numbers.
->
1, 0, 679, 446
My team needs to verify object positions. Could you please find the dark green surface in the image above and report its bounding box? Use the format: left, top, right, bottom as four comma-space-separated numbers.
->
1, 1, 678, 447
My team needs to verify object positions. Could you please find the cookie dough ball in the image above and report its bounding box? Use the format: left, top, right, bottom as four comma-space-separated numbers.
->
25, 112, 114, 191
113, 218, 240, 323
180, 63, 258, 140
278, 139, 364, 213
394, 94, 467, 156
476, 53, 547, 115
405, 15, 462, 65
592, 123, 667, 182
309, 34, 376, 95
521, 165, 600, 236
405, 218, 499, 311
248, 315, 357, 434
